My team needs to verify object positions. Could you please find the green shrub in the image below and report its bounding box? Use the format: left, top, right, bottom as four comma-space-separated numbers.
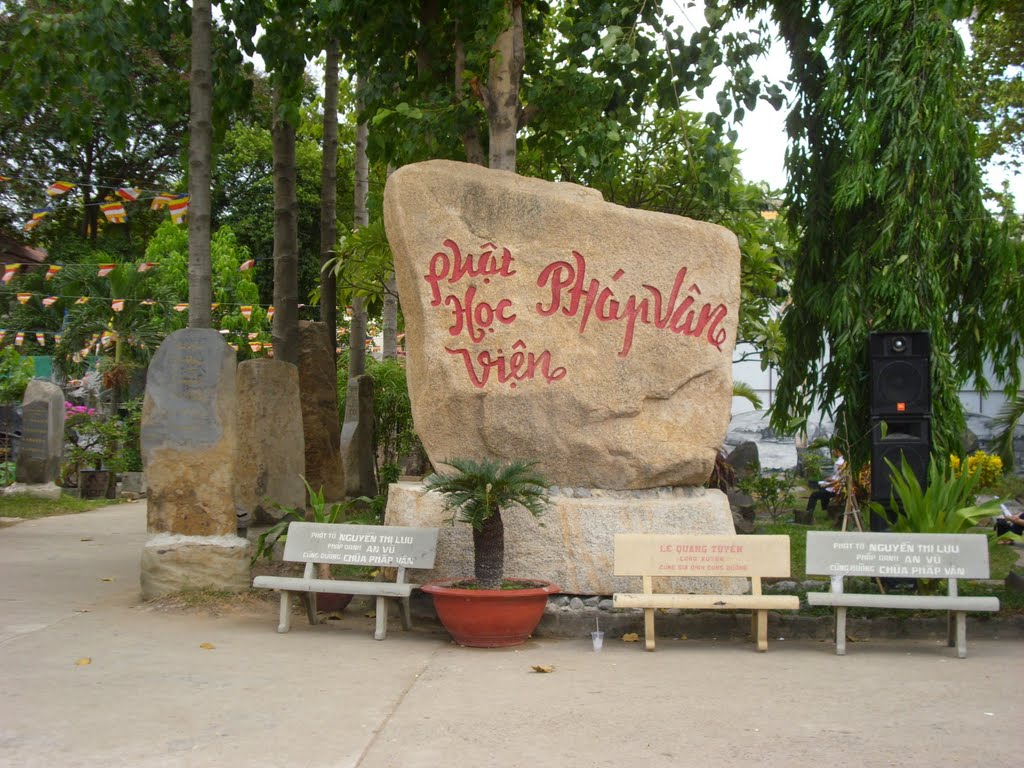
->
869, 455, 1004, 534
738, 467, 797, 522
0, 347, 34, 403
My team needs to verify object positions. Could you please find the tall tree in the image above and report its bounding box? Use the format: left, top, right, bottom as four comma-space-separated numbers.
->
737, 0, 1024, 468
187, 0, 214, 328
966, 1, 1024, 170
319, 36, 340, 351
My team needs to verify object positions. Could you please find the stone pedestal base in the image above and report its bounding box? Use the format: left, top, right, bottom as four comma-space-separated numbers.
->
140, 534, 251, 600
383, 482, 742, 595
3, 482, 62, 500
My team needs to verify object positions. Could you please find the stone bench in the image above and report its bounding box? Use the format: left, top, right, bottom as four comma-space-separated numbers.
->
805, 531, 1000, 658
612, 534, 799, 651
252, 522, 438, 640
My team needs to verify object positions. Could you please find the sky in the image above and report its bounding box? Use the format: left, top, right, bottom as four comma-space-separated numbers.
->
690, 16, 1023, 212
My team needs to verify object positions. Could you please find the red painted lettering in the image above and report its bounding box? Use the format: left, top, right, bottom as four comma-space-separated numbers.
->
536, 250, 728, 355
445, 340, 567, 389
424, 239, 517, 306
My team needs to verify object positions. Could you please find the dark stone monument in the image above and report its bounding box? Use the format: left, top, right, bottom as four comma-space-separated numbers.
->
14, 380, 63, 485
340, 374, 377, 498
297, 321, 345, 502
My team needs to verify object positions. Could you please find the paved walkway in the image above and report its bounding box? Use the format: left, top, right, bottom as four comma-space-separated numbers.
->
1, 503, 1021, 768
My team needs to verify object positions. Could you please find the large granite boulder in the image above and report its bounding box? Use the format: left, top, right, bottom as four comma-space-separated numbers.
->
384, 160, 740, 490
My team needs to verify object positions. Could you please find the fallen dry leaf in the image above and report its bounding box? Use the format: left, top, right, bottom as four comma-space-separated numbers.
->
75, 657, 92, 666
622, 633, 640, 643
199, 642, 216, 650
531, 665, 554, 673
679, 634, 688, 641
80, 537, 93, 542
99, 577, 114, 582
364, 611, 376, 618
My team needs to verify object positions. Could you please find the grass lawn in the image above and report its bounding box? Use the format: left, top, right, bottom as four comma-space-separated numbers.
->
0, 492, 121, 521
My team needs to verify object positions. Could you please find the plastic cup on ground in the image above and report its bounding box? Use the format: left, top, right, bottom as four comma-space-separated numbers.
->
591, 631, 604, 651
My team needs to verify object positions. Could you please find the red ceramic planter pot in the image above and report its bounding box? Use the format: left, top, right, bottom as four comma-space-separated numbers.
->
421, 579, 560, 648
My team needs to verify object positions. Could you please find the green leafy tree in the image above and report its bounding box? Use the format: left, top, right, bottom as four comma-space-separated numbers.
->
732, 0, 1024, 470
966, 2, 1024, 170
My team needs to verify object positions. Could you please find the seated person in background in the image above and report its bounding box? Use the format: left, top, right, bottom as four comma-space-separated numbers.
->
806, 451, 846, 514
995, 505, 1024, 543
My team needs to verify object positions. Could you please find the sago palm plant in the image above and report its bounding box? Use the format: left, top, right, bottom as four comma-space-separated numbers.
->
422, 458, 551, 589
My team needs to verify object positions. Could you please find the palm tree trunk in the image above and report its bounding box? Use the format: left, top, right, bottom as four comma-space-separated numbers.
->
349, 83, 369, 376
473, 511, 505, 589
272, 86, 299, 365
187, 0, 213, 328
319, 37, 339, 358
484, 1, 524, 172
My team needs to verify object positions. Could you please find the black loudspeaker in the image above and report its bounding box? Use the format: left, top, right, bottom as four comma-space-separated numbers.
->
870, 331, 931, 417
870, 417, 931, 503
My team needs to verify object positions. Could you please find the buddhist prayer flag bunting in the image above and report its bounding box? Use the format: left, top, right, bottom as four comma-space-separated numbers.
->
35, 333, 45, 346
100, 201, 127, 223
23, 219, 41, 232
239, 259, 255, 271
136, 262, 157, 272
45, 265, 62, 280
140, 299, 156, 306
116, 187, 141, 202
32, 206, 53, 220
54, 334, 61, 344
168, 194, 190, 225
249, 341, 262, 352
247, 332, 258, 339
2, 264, 21, 283
240, 306, 253, 320
173, 303, 188, 312
97, 264, 116, 277
0, 176, 10, 181
42, 296, 58, 307
0, 331, 5, 343
266, 306, 274, 320
16, 293, 32, 304
75, 297, 90, 304
111, 299, 125, 312
210, 303, 220, 310
47, 181, 75, 196
14, 332, 24, 346
150, 193, 174, 210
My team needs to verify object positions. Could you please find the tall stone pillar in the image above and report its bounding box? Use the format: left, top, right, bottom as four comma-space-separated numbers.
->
4, 379, 64, 499
139, 329, 250, 600
234, 358, 305, 522
297, 321, 345, 501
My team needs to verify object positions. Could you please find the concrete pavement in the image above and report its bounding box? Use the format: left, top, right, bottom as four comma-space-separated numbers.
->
1, 502, 1021, 768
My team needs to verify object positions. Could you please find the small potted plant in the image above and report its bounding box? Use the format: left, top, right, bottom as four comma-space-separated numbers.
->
420, 457, 559, 647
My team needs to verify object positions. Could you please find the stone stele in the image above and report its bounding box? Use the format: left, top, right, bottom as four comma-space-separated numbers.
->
384, 160, 740, 490
141, 328, 238, 537
234, 359, 306, 523
15, 379, 64, 485
384, 481, 742, 596
297, 321, 346, 502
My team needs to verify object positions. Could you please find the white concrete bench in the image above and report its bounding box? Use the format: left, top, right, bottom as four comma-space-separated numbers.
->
612, 534, 799, 651
805, 531, 1000, 658
253, 522, 438, 640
